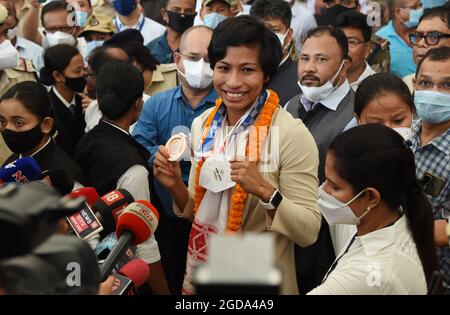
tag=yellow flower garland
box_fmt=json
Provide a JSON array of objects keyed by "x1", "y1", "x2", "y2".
[{"x1": 194, "y1": 90, "x2": 279, "y2": 232}]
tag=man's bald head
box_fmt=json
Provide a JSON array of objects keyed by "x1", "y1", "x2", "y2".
[{"x1": 179, "y1": 25, "x2": 213, "y2": 55}]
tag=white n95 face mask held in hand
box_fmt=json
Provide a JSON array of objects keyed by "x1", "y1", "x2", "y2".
[
  {"x1": 317, "y1": 185, "x2": 370, "y2": 225},
  {"x1": 178, "y1": 57, "x2": 213, "y2": 89},
  {"x1": 0, "y1": 39, "x2": 20, "y2": 70},
  {"x1": 199, "y1": 154, "x2": 235, "y2": 193},
  {"x1": 298, "y1": 61, "x2": 345, "y2": 103}
]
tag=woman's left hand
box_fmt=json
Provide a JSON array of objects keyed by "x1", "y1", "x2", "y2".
[{"x1": 230, "y1": 160, "x2": 275, "y2": 202}]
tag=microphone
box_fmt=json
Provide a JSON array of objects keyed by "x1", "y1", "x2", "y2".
[
  {"x1": 99, "y1": 200, "x2": 159, "y2": 281},
  {"x1": 110, "y1": 259, "x2": 150, "y2": 295},
  {"x1": 118, "y1": 259, "x2": 150, "y2": 288},
  {"x1": 67, "y1": 187, "x2": 100, "y2": 207},
  {"x1": 65, "y1": 187, "x2": 104, "y2": 239},
  {"x1": 38, "y1": 169, "x2": 75, "y2": 195},
  {"x1": 92, "y1": 188, "x2": 134, "y2": 238},
  {"x1": 0, "y1": 157, "x2": 41, "y2": 184}
]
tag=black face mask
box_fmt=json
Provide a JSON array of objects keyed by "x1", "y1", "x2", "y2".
[
  {"x1": 323, "y1": 5, "x2": 353, "y2": 25},
  {"x1": 166, "y1": 11, "x2": 196, "y2": 34},
  {"x1": 64, "y1": 76, "x2": 86, "y2": 93},
  {"x1": 2, "y1": 124, "x2": 44, "y2": 154}
]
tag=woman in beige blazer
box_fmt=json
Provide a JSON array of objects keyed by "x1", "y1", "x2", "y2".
[{"x1": 153, "y1": 16, "x2": 321, "y2": 295}]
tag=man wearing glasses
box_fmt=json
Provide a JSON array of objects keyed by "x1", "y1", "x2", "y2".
[
  {"x1": 376, "y1": 0, "x2": 422, "y2": 78},
  {"x1": 334, "y1": 10, "x2": 376, "y2": 91},
  {"x1": 404, "y1": 4, "x2": 450, "y2": 91}
]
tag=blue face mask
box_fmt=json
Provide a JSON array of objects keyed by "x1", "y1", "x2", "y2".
[
  {"x1": 421, "y1": 0, "x2": 447, "y2": 9},
  {"x1": 414, "y1": 90, "x2": 450, "y2": 124},
  {"x1": 75, "y1": 11, "x2": 89, "y2": 28},
  {"x1": 402, "y1": 8, "x2": 424, "y2": 29},
  {"x1": 113, "y1": 0, "x2": 137, "y2": 16},
  {"x1": 203, "y1": 12, "x2": 228, "y2": 29},
  {"x1": 86, "y1": 40, "x2": 105, "y2": 57}
]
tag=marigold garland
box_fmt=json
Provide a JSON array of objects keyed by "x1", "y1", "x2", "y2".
[{"x1": 193, "y1": 90, "x2": 279, "y2": 233}]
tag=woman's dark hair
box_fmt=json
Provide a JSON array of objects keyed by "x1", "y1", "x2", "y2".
[
  {"x1": 354, "y1": 73, "x2": 415, "y2": 118},
  {"x1": 208, "y1": 15, "x2": 282, "y2": 79},
  {"x1": 96, "y1": 60, "x2": 144, "y2": 120},
  {"x1": 328, "y1": 124, "x2": 439, "y2": 288},
  {"x1": 1, "y1": 81, "x2": 55, "y2": 121},
  {"x1": 124, "y1": 44, "x2": 159, "y2": 72},
  {"x1": 1, "y1": 81, "x2": 56, "y2": 135},
  {"x1": 40, "y1": 44, "x2": 80, "y2": 86}
]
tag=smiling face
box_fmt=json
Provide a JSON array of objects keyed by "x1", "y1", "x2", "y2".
[
  {"x1": 357, "y1": 92, "x2": 413, "y2": 128},
  {"x1": 213, "y1": 45, "x2": 268, "y2": 119}
]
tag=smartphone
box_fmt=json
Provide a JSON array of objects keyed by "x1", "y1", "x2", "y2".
[{"x1": 420, "y1": 172, "x2": 446, "y2": 198}]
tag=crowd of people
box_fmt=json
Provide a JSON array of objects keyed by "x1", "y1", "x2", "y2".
[{"x1": 0, "y1": 0, "x2": 449, "y2": 295}]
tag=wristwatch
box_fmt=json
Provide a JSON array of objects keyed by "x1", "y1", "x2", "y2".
[{"x1": 260, "y1": 189, "x2": 283, "y2": 210}]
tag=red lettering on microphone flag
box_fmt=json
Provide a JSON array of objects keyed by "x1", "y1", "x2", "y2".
[
  {"x1": 12, "y1": 171, "x2": 27, "y2": 182},
  {"x1": 69, "y1": 213, "x2": 88, "y2": 233}
]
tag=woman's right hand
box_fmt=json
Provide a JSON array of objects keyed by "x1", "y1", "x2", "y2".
[{"x1": 154, "y1": 145, "x2": 182, "y2": 190}]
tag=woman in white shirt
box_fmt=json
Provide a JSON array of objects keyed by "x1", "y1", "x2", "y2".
[{"x1": 309, "y1": 124, "x2": 440, "y2": 295}]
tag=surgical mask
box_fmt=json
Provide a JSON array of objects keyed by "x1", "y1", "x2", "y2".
[
  {"x1": 401, "y1": 8, "x2": 423, "y2": 29},
  {"x1": 2, "y1": 124, "x2": 44, "y2": 154},
  {"x1": 75, "y1": 11, "x2": 89, "y2": 28},
  {"x1": 178, "y1": 57, "x2": 213, "y2": 89},
  {"x1": 64, "y1": 76, "x2": 87, "y2": 93},
  {"x1": 392, "y1": 127, "x2": 412, "y2": 140},
  {"x1": 167, "y1": 11, "x2": 196, "y2": 33},
  {"x1": 45, "y1": 31, "x2": 77, "y2": 47},
  {"x1": 275, "y1": 30, "x2": 289, "y2": 52},
  {"x1": 414, "y1": 90, "x2": 450, "y2": 124},
  {"x1": 113, "y1": 0, "x2": 137, "y2": 16},
  {"x1": 318, "y1": 185, "x2": 370, "y2": 226},
  {"x1": 0, "y1": 39, "x2": 20, "y2": 70},
  {"x1": 203, "y1": 12, "x2": 227, "y2": 29},
  {"x1": 298, "y1": 61, "x2": 345, "y2": 103},
  {"x1": 86, "y1": 40, "x2": 105, "y2": 56},
  {"x1": 7, "y1": 26, "x2": 18, "y2": 40}
]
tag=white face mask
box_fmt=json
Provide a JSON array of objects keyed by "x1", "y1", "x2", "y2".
[
  {"x1": 178, "y1": 57, "x2": 213, "y2": 89},
  {"x1": 0, "y1": 39, "x2": 20, "y2": 70},
  {"x1": 7, "y1": 26, "x2": 18, "y2": 40},
  {"x1": 298, "y1": 61, "x2": 345, "y2": 103},
  {"x1": 44, "y1": 31, "x2": 77, "y2": 48},
  {"x1": 275, "y1": 30, "x2": 289, "y2": 52},
  {"x1": 199, "y1": 153, "x2": 235, "y2": 193},
  {"x1": 317, "y1": 185, "x2": 371, "y2": 225},
  {"x1": 392, "y1": 127, "x2": 412, "y2": 141}
]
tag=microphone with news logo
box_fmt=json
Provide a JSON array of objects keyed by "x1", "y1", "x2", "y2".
[
  {"x1": 65, "y1": 187, "x2": 104, "y2": 239},
  {"x1": 0, "y1": 157, "x2": 41, "y2": 184},
  {"x1": 92, "y1": 188, "x2": 135, "y2": 238},
  {"x1": 99, "y1": 200, "x2": 159, "y2": 281},
  {"x1": 38, "y1": 169, "x2": 75, "y2": 195}
]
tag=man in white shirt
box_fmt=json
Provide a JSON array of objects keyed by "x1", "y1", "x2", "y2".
[
  {"x1": 335, "y1": 10, "x2": 376, "y2": 91},
  {"x1": 0, "y1": 0, "x2": 44, "y2": 72},
  {"x1": 112, "y1": 0, "x2": 165, "y2": 45},
  {"x1": 289, "y1": 0, "x2": 317, "y2": 54}
]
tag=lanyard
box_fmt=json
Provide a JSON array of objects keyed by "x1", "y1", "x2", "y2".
[
  {"x1": 199, "y1": 90, "x2": 268, "y2": 156},
  {"x1": 114, "y1": 14, "x2": 146, "y2": 33}
]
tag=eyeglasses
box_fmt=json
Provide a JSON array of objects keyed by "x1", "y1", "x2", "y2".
[
  {"x1": 409, "y1": 31, "x2": 450, "y2": 46},
  {"x1": 415, "y1": 80, "x2": 450, "y2": 92},
  {"x1": 347, "y1": 39, "x2": 365, "y2": 47}
]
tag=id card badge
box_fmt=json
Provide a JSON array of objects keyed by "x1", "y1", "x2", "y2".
[{"x1": 199, "y1": 153, "x2": 235, "y2": 193}]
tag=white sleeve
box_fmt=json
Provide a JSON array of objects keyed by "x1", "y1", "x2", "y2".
[
  {"x1": 117, "y1": 164, "x2": 161, "y2": 263},
  {"x1": 84, "y1": 100, "x2": 102, "y2": 133},
  {"x1": 116, "y1": 164, "x2": 150, "y2": 201}
]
